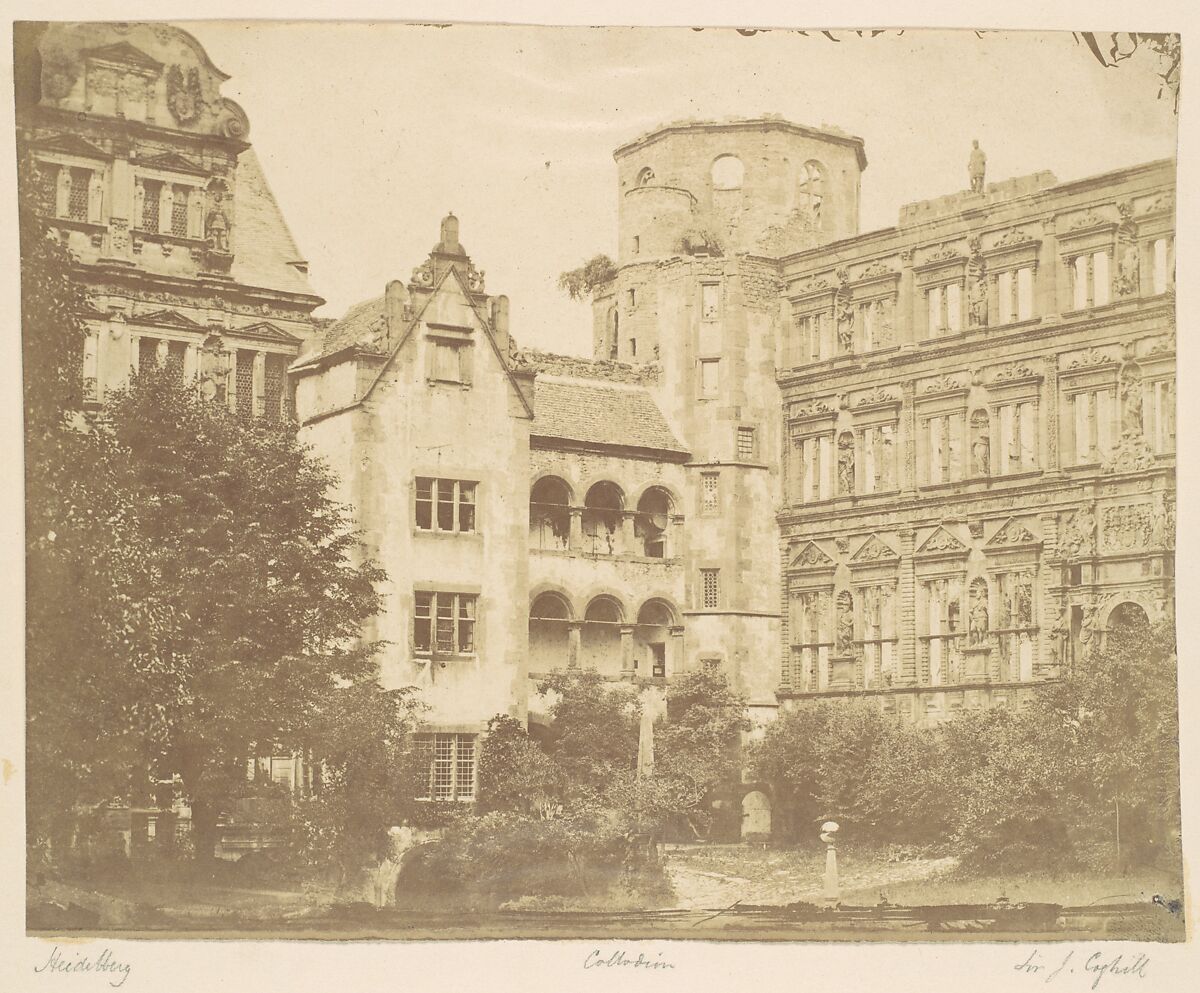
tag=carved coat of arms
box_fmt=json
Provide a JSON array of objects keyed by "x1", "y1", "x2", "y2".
[{"x1": 166, "y1": 65, "x2": 203, "y2": 125}]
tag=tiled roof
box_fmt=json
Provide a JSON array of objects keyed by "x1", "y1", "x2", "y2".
[
  {"x1": 532, "y1": 376, "x2": 688, "y2": 455},
  {"x1": 310, "y1": 295, "x2": 388, "y2": 359},
  {"x1": 231, "y1": 148, "x2": 322, "y2": 300}
]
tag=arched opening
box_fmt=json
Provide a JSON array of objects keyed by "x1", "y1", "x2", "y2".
[
  {"x1": 581, "y1": 595, "x2": 625, "y2": 675},
  {"x1": 741, "y1": 790, "x2": 772, "y2": 840},
  {"x1": 636, "y1": 166, "x2": 655, "y2": 187},
  {"x1": 798, "y1": 161, "x2": 824, "y2": 222},
  {"x1": 530, "y1": 476, "x2": 572, "y2": 551},
  {"x1": 635, "y1": 487, "x2": 673, "y2": 558},
  {"x1": 583, "y1": 481, "x2": 624, "y2": 555},
  {"x1": 1108, "y1": 601, "x2": 1150, "y2": 634},
  {"x1": 529, "y1": 591, "x2": 573, "y2": 673},
  {"x1": 635, "y1": 599, "x2": 677, "y2": 678},
  {"x1": 711, "y1": 155, "x2": 744, "y2": 191}
]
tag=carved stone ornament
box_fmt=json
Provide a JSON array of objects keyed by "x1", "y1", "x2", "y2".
[
  {"x1": 923, "y1": 374, "x2": 964, "y2": 395},
  {"x1": 835, "y1": 268, "x2": 854, "y2": 353},
  {"x1": 968, "y1": 237, "x2": 988, "y2": 328},
  {"x1": 855, "y1": 387, "x2": 898, "y2": 408},
  {"x1": 1141, "y1": 192, "x2": 1175, "y2": 216},
  {"x1": 791, "y1": 542, "x2": 833, "y2": 569},
  {"x1": 919, "y1": 527, "x2": 967, "y2": 554},
  {"x1": 1069, "y1": 209, "x2": 1107, "y2": 231},
  {"x1": 990, "y1": 361, "x2": 1038, "y2": 384},
  {"x1": 411, "y1": 259, "x2": 435, "y2": 287},
  {"x1": 1067, "y1": 347, "x2": 1115, "y2": 370},
  {"x1": 993, "y1": 227, "x2": 1031, "y2": 248},
  {"x1": 835, "y1": 590, "x2": 855, "y2": 655},
  {"x1": 852, "y1": 534, "x2": 897, "y2": 562},
  {"x1": 1057, "y1": 507, "x2": 1097, "y2": 559},
  {"x1": 987, "y1": 518, "x2": 1039, "y2": 546},
  {"x1": 835, "y1": 537, "x2": 850, "y2": 556},
  {"x1": 166, "y1": 64, "x2": 203, "y2": 125},
  {"x1": 925, "y1": 243, "x2": 962, "y2": 264},
  {"x1": 859, "y1": 261, "x2": 895, "y2": 280},
  {"x1": 792, "y1": 399, "x2": 834, "y2": 418},
  {"x1": 797, "y1": 275, "x2": 832, "y2": 295},
  {"x1": 1115, "y1": 200, "x2": 1140, "y2": 297},
  {"x1": 1102, "y1": 504, "x2": 1152, "y2": 551}
]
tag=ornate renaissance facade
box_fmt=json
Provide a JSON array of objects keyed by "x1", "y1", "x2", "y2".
[
  {"x1": 777, "y1": 160, "x2": 1175, "y2": 724},
  {"x1": 15, "y1": 21, "x2": 324, "y2": 420}
]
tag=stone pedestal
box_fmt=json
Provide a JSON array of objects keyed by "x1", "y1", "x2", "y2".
[
  {"x1": 963, "y1": 646, "x2": 991, "y2": 681},
  {"x1": 829, "y1": 655, "x2": 856, "y2": 690}
]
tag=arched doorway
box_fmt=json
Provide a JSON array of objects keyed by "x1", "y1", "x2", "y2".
[
  {"x1": 741, "y1": 790, "x2": 772, "y2": 840},
  {"x1": 634, "y1": 487, "x2": 673, "y2": 558},
  {"x1": 581, "y1": 595, "x2": 625, "y2": 675},
  {"x1": 1108, "y1": 600, "x2": 1150, "y2": 635},
  {"x1": 582, "y1": 482, "x2": 624, "y2": 556},
  {"x1": 529, "y1": 591, "x2": 573, "y2": 673},
  {"x1": 530, "y1": 476, "x2": 572, "y2": 551},
  {"x1": 635, "y1": 599, "x2": 677, "y2": 678}
]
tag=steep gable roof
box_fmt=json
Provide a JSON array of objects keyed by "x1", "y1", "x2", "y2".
[{"x1": 531, "y1": 377, "x2": 688, "y2": 456}]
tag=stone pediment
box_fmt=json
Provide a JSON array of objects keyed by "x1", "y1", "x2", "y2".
[
  {"x1": 851, "y1": 533, "x2": 898, "y2": 564},
  {"x1": 135, "y1": 308, "x2": 204, "y2": 330},
  {"x1": 29, "y1": 133, "x2": 108, "y2": 160},
  {"x1": 231, "y1": 321, "x2": 303, "y2": 345},
  {"x1": 83, "y1": 41, "x2": 164, "y2": 74},
  {"x1": 986, "y1": 517, "x2": 1040, "y2": 548},
  {"x1": 790, "y1": 541, "x2": 835, "y2": 570},
  {"x1": 136, "y1": 151, "x2": 206, "y2": 175},
  {"x1": 917, "y1": 526, "x2": 968, "y2": 556}
]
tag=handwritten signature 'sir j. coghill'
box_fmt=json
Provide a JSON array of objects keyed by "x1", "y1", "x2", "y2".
[{"x1": 1015, "y1": 949, "x2": 1149, "y2": 989}]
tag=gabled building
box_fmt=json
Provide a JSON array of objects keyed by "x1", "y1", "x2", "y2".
[{"x1": 14, "y1": 21, "x2": 324, "y2": 417}]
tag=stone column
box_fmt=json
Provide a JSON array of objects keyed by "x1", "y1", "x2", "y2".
[
  {"x1": 620, "y1": 625, "x2": 636, "y2": 680},
  {"x1": 568, "y1": 508, "x2": 583, "y2": 552},
  {"x1": 1040, "y1": 217, "x2": 1062, "y2": 320},
  {"x1": 567, "y1": 621, "x2": 582, "y2": 669},
  {"x1": 901, "y1": 380, "x2": 917, "y2": 496},
  {"x1": 253, "y1": 350, "x2": 266, "y2": 418},
  {"x1": 1038, "y1": 511, "x2": 1061, "y2": 679},
  {"x1": 620, "y1": 512, "x2": 636, "y2": 557},
  {"x1": 1044, "y1": 354, "x2": 1061, "y2": 476},
  {"x1": 183, "y1": 343, "x2": 199, "y2": 384},
  {"x1": 898, "y1": 250, "x2": 915, "y2": 349},
  {"x1": 669, "y1": 625, "x2": 686, "y2": 675},
  {"x1": 129, "y1": 332, "x2": 140, "y2": 375},
  {"x1": 897, "y1": 527, "x2": 917, "y2": 684}
]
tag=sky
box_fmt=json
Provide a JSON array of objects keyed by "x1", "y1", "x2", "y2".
[{"x1": 184, "y1": 23, "x2": 1178, "y2": 355}]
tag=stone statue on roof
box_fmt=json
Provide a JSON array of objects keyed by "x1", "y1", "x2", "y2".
[{"x1": 969, "y1": 140, "x2": 987, "y2": 193}]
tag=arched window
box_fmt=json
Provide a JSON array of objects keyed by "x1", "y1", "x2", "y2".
[
  {"x1": 529, "y1": 591, "x2": 574, "y2": 672},
  {"x1": 711, "y1": 155, "x2": 744, "y2": 191},
  {"x1": 636, "y1": 166, "x2": 655, "y2": 187},
  {"x1": 1108, "y1": 601, "x2": 1149, "y2": 634},
  {"x1": 798, "y1": 161, "x2": 824, "y2": 221},
  {"x1": 635, "y1": 599, "x2": 677, "y2": 677},
  {"x1": 635, "y1": 487, "x2": 672, "y2": 558},
  {"x1": 530, "y1": 476, "x2": 572, "y2": 550},
  {"x1": 582, "y1": 482, "x2": 625, "y2": 555}
]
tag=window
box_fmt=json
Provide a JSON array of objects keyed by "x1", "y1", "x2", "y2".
[
  {"x1": 701, "y1": 568, "x2": 721, "y2": 609},
  {"x1": 415, "y1": 478, "x2": 477, "y2": 533},
  {"x1": 859, "y1": 423, "x2": 896, "y2": 493},
  {"x1": 995, "y1": 570, "x2": 1035, "y2": 682},
  {"x1": 649, "y1": 643, "x2": 666, "y2": 677},
  {"x1": 170, "y1": 184, "x2": 190, "y2": 238},
  {"x1": 798, "y1": 161, "x2": 824, "y2": 220},
  {"x1": 67, "y1": 167, "x2": 91, "y2": 222},
  {"x1": 927, "y1": 282, "x2": 962, "y2": 336},
  {"x1": 700, "y1": 472, "x2": 720, "y2": 515},
  {"x1": 925, "y1": 413, "x2": 964, "y2": 485},
  {"x1": 416, "y1": 733, "x2": 477, "y2": 801},
  {"x1": 431, "y1": 340, "x2": 470, "y2": 384},
  {"x1": 860, "y1": 584, "x2": 897, "y2": 689},
  {"x1": 793, "y1": 433, "x2": 834, "y2": 502},
  {"x1": 414, "y1": 591, "x2": 477, "y2": 655},
  {"x1": 699, "y1": 358, "x2": 719, "y2": 398},
  {"x1": 701, "y1": 283, "x2": 720, "y2": 321},
  {"x1": 139, "y1": 178, "x2": 162, "y2": 232},
  {"x1": 794, "y1": 312, "x2": 826, "y2": 364},
  {"x1": 923, "y1": 577, "x2": 963, "y2": 686},
  {"x1": 1146, "y1": 379, "x2": 1176, "y2": 454},
  {"x1": 636, "y1": 166, "x2": 655, "y2": 187},
  {"x1": 1071, "y1": 252, "x2": 1111, "y2": 309},
  {"x1": 997, "y1": 267, "x2": 1035, "y2": 324},
  {"x1": 235, "y1": 349, "x2": 256, "y2": 418},
  {"x1": 628, "y1": 288, "x2": 637, "y2": 309},
  {"x1": 996, "y1": 401, "x2": 1038, "y2": 474},
  {"x1": 633, "y1": 235, "x2": 640, "y2": 254},
  {"x1": 1071, "y1": 388, "x2": 1115, "y2": 464},
  {"x1": 629, "y1": 338, "x2": 637, "y2": 358},
  {"x1": 737, "y1": 426, "x2": 756, "y2": 460},
  {"x1": 790, "y1": 589, "x2": 831, "y2": 691},
  {"x1": 263, "y1": 353, "x2": 287, "y2": 421},
  {"x1": 711, "y1": 155, "x2": 744, "y2": 191}
]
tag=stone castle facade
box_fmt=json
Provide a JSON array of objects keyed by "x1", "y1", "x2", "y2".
[{"x1": 19, "y1": 23, "x2": 1176, "y2": 823}]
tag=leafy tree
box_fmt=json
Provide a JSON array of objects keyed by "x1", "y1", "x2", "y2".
[
  {"x1": 536, "y1": 669, "x2": 640, "y2": 799},
  {"x1": 21, "y1": 180, "x2": 179, "y2": 848},
  {"x1": 96, "y1": 368, "x2": 387, "y2": 859},
  {"x1": 556, "y1": 254, "x2": 617, "y2": 301},
  {"x1": 475, "y1": 714, "x2": 566, "y2": 818}
]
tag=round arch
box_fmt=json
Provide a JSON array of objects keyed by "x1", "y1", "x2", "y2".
[
  {"x1": 1104, "y1": 599, "x2": 1151, "y2": 633},
  {"x1": 636, "y1": 597, "x2": 680, "y2": 627},
  {"x1": 529, "y1": 588, "x2": 576, "y2": 621},
  {"x1": 711, "y1": 154, "x2": 745, "y2": 191}
]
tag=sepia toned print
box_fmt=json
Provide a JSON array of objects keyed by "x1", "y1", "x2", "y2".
[{"x1": 16, "y1": 20, "x2": 1182, "y2": 940}]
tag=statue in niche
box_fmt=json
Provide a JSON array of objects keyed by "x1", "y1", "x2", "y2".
[
  {"x1": 206, "y1": 205, "x2": 230, "y2": 254},
  {"x1": 835, "y1": 269, "x2": 854, "y2": 353},
  {"x1": 1115, "y1": 201, "x2": 1140, "y2": 296},
  {"x1": 1059, "y1": 507, "x2": 1096, "y2": 559},
  {"x1": 837, "y1": 431, "x2": 855, "y2": 495},
  {"x1": 968, "y1": 140, "x2": 987, "y2": 193},
  {"x1": 970, "y1": 409, "x2": 991, "y2": 476},
  {"x1": 1119, "y1": 362, "x2": 1143, "y2": 435},
  {"x1": 968, "y1": 238, "x2": 988, "y2": 327},
  {"x1": 835, "y1": 590, "x2": 854, "y2": 655},
  {"x1": 969, "y1": 580, "x2": 989, "y2": 646}
]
